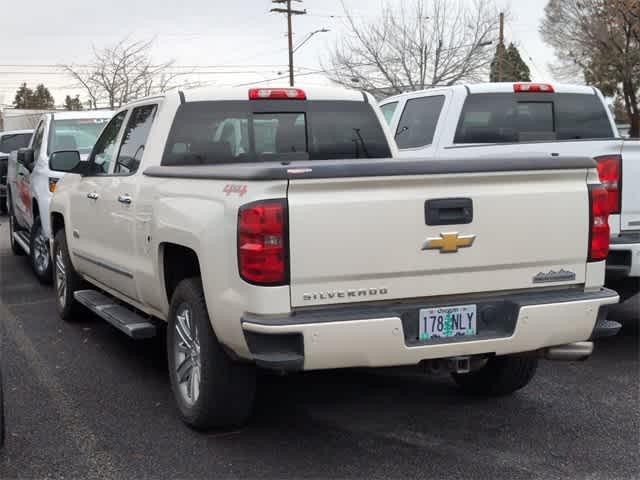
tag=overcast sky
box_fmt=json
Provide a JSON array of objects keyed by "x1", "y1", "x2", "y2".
[{"x1": 0, "y1": 0, "x2": 557, "y2": 107}]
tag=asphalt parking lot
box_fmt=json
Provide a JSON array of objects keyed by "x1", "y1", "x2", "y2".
[{"x1": 0, "y1": 215, "x2": 638, "y2": 480}]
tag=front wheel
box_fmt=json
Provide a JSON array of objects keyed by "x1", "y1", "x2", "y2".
[
  {"x1": 30, "y1": 216, "x2": 52, "y2": 284},
  {"x1": 52, "y1": 229, "x2": 84, "y2": 321},
  {"x1": 452, "y1": 354, "x2": 538, "y2": 396},
  {"x1": 167, "y1": 278, "x2": 256, "y2": 430}
]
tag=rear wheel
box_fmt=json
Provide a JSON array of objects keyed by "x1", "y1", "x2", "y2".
[
  {"x1": 30, "y1": 216, "x2": 52, "y2": 284},
  {"x1": 167, "y1": 278, "x2": 256, "y2": 430},
  {"x1": 452, "y1": 353, "x2": 538, "y2": 396},
  {"x1": 52, "y1": 229, "x2": 84, "y2": 321}
]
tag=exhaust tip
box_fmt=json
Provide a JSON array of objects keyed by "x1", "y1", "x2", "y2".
[{"x1": 544, "y1": 341, "x2": 593, "y2": 361}]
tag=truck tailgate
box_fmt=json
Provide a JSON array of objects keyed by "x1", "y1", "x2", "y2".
[
  {"x1": 287, "y1": 169, "x2": 589, "y2": 307},
  {"x1": 621, "y1": 140, "x2": 640, "y2": 231}
]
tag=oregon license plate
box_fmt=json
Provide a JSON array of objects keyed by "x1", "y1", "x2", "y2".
[{"x1": 418, "y1": 305, "x2": 477, "y2": 340}]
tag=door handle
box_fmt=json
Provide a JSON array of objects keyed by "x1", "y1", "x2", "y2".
[
  {"x1": 87, "y1": 192, "x2": 99, "y2": 200},
  {"x1": 118, "y1": 194, "x2": 132, "y2": 205}
]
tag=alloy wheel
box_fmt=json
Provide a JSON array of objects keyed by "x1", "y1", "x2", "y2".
[
  {"x1": 33, "y1": 227, "x2": 49, "y2": 274},
  {"x1": 173, "y1": 304, "x2": 202, "y2": 406},
  {"x1": 55, "y1": 249, "x2": 67, "y2": 307}
]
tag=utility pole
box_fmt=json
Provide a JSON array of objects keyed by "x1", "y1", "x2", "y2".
[
  {"x1": 498, "y1": 12, "x2": 504, "y2": 82},
  {"x1": 271, "y1": 0, "x2": 306, "y2": 87}
]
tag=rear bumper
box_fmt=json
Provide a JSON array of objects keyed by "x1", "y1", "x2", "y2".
[
  {"x1": 241, "y1": 288, "x2": 619, "y2": 371},
  {"x1": 607, "y1": 233, "x2": 640, "y2": 278}
]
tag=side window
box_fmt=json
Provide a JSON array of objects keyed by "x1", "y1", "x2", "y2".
[
  {"x1": 395, "y1": 96, "x2": 445, "y2": 149},
  {"x1": 380, "y1": 102, "x2": 398, "y2": 125},
  {"x1": 115, "y1": 104, "x2": 158, "y2": 174},
  {"x1": 31, "y1": 121, "x2": 45, "y2": 160},
  {"x1": 88, "y1": 111, "x2": 127, "y2": 175}
]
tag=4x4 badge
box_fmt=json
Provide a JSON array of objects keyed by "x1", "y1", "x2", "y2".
[{"x1": 422, "y1": 233, "x2": 476, "y2": 253}]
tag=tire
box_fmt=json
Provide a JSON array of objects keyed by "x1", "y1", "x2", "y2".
[
  {"x1": 8, "y1": 209, "x2": 25, "y2": 256},
  {"x1": 30, "y1": 216, "x2": 52, "y2": 284},
  {"x1": 167, "y1": 278, "x2": 256, "y2": 430},
  {"x1": 52, "y1": 229, "x2": 84, "y2": 321},
  {"x1": 0, "y1": 197, "x2": 7, "y2": 215},
  {"x1": 452, "y1": 354, "x2": 538, "y2": 396}
]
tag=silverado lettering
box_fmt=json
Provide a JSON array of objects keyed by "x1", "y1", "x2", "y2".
[{"x1": 303, "y1": 287, "x2": 389, "y2": 302}]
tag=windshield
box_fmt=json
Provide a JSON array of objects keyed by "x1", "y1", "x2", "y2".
[
  {"x1": 48, "y1": 118, "x2": 110, "y2": 155},
  {"x1": 162, "y1": 100, "x2": 391, "y2": 166},
  {"x1": 0, "y1": 133, "x2": 32, "y2": 154}
]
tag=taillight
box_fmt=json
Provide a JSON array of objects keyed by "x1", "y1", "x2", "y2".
[
  {"x1": 238, "y1": 199, "x2": 289, "y2": 285},
  {"x1": 589, "y1": 186, "x2": 610, "y2": 262},
  {"x1": 595, "y1": 155, "x2": 621, "y2": 214},
  {"x1": 248, "y1": 88, "x2": 306, "y2": 100},
  {"x1": 513, "y1": 83, "x2": 554, "y2": 93}
]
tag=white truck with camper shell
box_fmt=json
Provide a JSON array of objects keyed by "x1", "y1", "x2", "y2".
[
  {"x1": 47, "y1": 85, "x2": 619, "y2": 430},
  {"x1": 6, "y1": 110, "x2": 112, "y2": 282},
  {"x1": 380, "y1": 82, "x2": 640, "y2": 301}
]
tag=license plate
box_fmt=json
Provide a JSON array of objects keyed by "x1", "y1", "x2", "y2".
[{"x1": 418, "y1": 304, "x2": 477, "y2": 340}]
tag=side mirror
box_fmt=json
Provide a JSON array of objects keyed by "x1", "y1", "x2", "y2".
[
  {"x1": 49, "y1": 150, "x2": 84, "y2": 174},
  {"x1": 17, "y1": 148, "x2": 35, "y2": 171}
]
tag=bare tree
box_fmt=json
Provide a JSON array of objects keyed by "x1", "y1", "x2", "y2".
[
  {"x1": 62, "y1": 38, "x2": 187, "y2": 109},
  {"x1": 540, "y1": 0, "x2": 640, "y2": 136},
  {"x1": 323, "y1": 0, "x2": 501, "y2": 96}
]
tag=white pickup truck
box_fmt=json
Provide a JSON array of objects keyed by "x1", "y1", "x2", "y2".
[
  {"x1": 380, "y1": 83, "x2": 640, "y2": 300},
  {"x1": 6, "y1": 111, "x2": 112, "y2": 283},
  {"x1": 48, "y1": 86, "x2": 618, "y2": 430}
]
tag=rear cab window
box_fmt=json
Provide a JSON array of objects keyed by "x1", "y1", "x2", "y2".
[
  {"x1": 162, "y1": 100, "x2": 391, "y2": 166},
  {"x1": 453, "y1": 92, "x2": 614, "y2": 144}
]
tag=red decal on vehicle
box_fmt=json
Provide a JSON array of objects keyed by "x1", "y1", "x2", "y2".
[
  {"x1": 223, "y1": 184, "x2": 248, "y2": 197},
  {"x1": 18, "y1": 178, "x2": 31, "y2": 211}
]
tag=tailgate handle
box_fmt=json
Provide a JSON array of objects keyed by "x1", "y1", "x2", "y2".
[{"x1": 425, "y1": 198, "x2": 473, "y2": 225}]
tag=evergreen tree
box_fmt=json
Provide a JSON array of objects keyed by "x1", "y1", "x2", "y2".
[
  {"x1": 12, "y1": 83, "x2": 55, "y2": 109},
  {"x1": 13, "y1": 83, "x2": 34, "y2": 108},
  {"x1": 32, "y1": 84, "x2": 55, "y2": 109},
  {"x1": 64, "y1": 95, "x2": 84, "y2": 111},
  {"x1": 490, "y1": 42, "x2": 531, "y2": 82}
]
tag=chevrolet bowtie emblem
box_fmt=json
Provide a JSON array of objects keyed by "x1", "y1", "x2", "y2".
[{"x1": 422, "y1": 233, "x2": 476, "y2": 253}]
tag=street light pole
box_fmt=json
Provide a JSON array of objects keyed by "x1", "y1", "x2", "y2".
[{"x1": 293, "y1": 28, "x2": 330, "y2": 54}]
